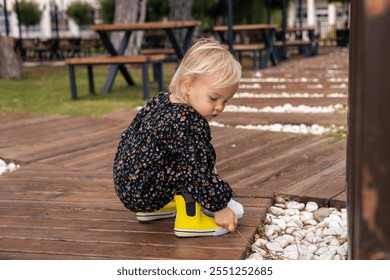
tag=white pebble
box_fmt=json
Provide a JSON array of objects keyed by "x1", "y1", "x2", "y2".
[
  {"x1": 275, "y1": 234, "x2": 295, "y2": 248},
  {"x1": 286, "y1": 201, "x2": 300, "y2": 209},
  {"x1": 337, "y1": 242, "x2": 348, "y2": 257},
  {"x1": 264, "y1": 224, "x2": 281, "y2": 237},
  {"x1": 283, "y1": 245, "x2": 299, "y2": 260},
  {"x1": 300, "y1": 211, "x2": 314, "y2": 222},
  {"x1": 305, "y1": 201, "x2": 319, "y2": 211},
  {"x1": 324, "y1": 227, "x2": 343, "y2": 236},
  {"x1": 266, "y1": 241, "x2": 284, "y2": 252},
  {"x1": 269, "y1": 206, "x2": 285, "y2": 216},
  {"x1": 318, "y1": 249, "x2": 336, "y2": 260},
  {"x1": 272, "y1": 218, "x2": 287, "y2": 230},
  {"x1": 247, "y1": 252, "x2": 264, "y2": 260},
  {"x1": 285, "y1": 208, "x2": 300, "y2": 216}
]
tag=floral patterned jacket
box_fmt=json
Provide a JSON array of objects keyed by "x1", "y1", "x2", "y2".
[{"x1": 113, "y1": 91, "x2": 232, "y2": 213}]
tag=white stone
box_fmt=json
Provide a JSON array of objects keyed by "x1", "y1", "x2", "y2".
[
  {"x1": 337, "y1": 242, "x2": 348, "y2": 257},
  {"x1": 307, "y1": 244, "x2": 318, "y2": 254},
  {"x1": 264, "y1": 225, "x2": 281, "y2": 237},
  {"x1": 327, "y1": 214, "x2": 342, "y2": 222},
  {"x1": 340, "y1": 219, "x2": 347, "y2": 228},
  {"x1": 0, "y1": 165, "x2": 7, "y2": 175},
  {"x1": 274, "y1": 203, "x2": 286, "y2": 209},
  {"x1": 316, "y1": 221, "x2": 328, "y2": 229},
  {"x1": 300, "y1": 211, "x2": 314, "y2": 222},
  {"x1": 329, "y1": 238, "x2": 340, "y2": 247},
  {"x1": 286, "y1": 201, "x2": 300, "y2": 209},
  {"x1": 266, "y1": 241, "x2": 284, "y2": 252},
  {"x1": 285, "y1": 208, "x2": 300, "y2": 216},
  {"x1": 296, "y1": 203, "x2": 306, "y2": 211},
  {"x1": 299, "y1": 252, "x2": 314, "y2": 260},
  {"x1": 275, "y1": 235, "x2": 295, "y2": 248},
  {"x1": 283, "y1": 245, "x2": 299, "y2": 260},
  {"x1": 254, "y1": 238, "x2": 268, "y2": 246},
  {"x1": 329, "y1": 220, "x2": 341, "y2": 229},
  {"x1": 272, "y1": 218, "x2": 287, "y2": 230},
  {"x1": 269, "y1": 206, "x2": 285, "y2": 216},
  {"x1": 292, "y1": 230, "x2": 306, "y2": 241},
  {"x1": 246, "y1": 252, "x2": 264, "y2": 260},
  {"x1": 291, "y1": 219, "x2": 303, "y2": 228},
  {"x1": 324, "y1": 227, "x2": 343, "y2": 236},
  {"x1": 304, "y1": 219, "x2": 318, "y2": 226},
  {"x1": 281, "y1": 214, "x2": 293, "y2": 223},
  {"x1": 305, "y1": 201, "x2": 319, "y2": 211},
  {"x1": 315, "y1": 246, "x2": 329, "y2": 256},
  {"x1": 318, "y1": 249, "x2": 336, "y2": 260},
  {"x1": 304, "y1": 232, "x2": 316, "y2": 243}
]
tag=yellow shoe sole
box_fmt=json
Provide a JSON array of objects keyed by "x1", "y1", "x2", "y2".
[{"x1": 136, "y1": 201, "x2": 176, "y2": 222}]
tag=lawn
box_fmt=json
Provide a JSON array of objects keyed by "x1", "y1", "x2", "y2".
[{"x1": 0, "y1": 63, "x2": 176, "y2": 117}]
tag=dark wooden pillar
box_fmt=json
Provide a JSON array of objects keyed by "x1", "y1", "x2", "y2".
[{"x1": 347, "y1": 0, "x2": 390, "y2": 259}]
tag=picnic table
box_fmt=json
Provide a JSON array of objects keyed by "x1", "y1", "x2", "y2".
[
  {"x1": 90, "y1": 21, "x2": 201, "y2": 93},
  {"x1": 213, "y1": 24, "x2": 279, "y2": 69},
  {"x1": 275, "y1": 26, "x2": 318, "y2": 59}
]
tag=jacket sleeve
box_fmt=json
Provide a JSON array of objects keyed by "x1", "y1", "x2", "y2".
[{"x1": 158, "y1": 110, "x2": 232, "y2": 212}]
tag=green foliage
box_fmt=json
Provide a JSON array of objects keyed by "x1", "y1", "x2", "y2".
[
  {"x1": 13, "y1": 0, "x2": 42, "y2": 27},
  {"x1": 66, "y1": 0, "x2": 95, "y2": 26},
  {"x1": 99, "y1": 0, "x2": 115, "y2": 24},
  {"x1": 192, "y1": 0, "x2": 222, "y2": 31},
  {"x1": 146, "y1": 0, "x2": 169, "y2": 22}
]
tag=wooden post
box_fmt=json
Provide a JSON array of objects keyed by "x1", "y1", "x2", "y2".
[{"x1": 347, "y1": 0, "x2": 390, "y2": 259}]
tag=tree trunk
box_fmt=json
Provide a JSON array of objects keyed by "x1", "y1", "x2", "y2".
[
  {"x1": 0, "y1": 36, "x2": 23, "y2": 79},
  {"x1": 112, "y1": 0, "x2": 147, "y2": 56},
  {"x1": 168, "y1": 0, "x2": 195, "y2": 41}
]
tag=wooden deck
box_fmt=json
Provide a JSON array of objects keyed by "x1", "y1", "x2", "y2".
[{"x1": 0, "y1": 47, "x2": 348, "y2": 260}]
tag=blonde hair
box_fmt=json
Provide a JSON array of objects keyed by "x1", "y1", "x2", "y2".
[{"x1": 169, "y1": 37, "x2": 242, "y2": 101}]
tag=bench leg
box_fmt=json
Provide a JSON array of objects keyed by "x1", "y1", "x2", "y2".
[
  {"x1": 141, "y1": 63, "x2": 150, "y2": 100},
  {"x1": 252, "y1": 51, "x2": 257, "y2": 71},
  {"x1": 87, "y1": 65, "x2": 95, "y2": 95},
  {"x1": 68, "y1": 65, "x2": 78, "y2": 99}
]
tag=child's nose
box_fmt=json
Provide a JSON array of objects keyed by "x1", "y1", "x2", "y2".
[{"x1": 215, "y1": 103, "x2": 224, "y2": 112}]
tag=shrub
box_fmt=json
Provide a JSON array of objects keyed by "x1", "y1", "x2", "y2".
[
  {"x1": 66, "y1": 0, "x2": 95, "y2": 26},
  {"x1": 13, "y1": 0, "x2": 42, "y2": 28}
]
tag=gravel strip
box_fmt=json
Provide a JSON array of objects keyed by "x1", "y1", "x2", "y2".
[{"x1": 246, "y1": 196, "x2": 348, "y2": 260}]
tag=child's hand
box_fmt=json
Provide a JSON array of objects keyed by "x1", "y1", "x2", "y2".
[{"x1": 214, "y1": 207, "x2": 238, "y2": 232}]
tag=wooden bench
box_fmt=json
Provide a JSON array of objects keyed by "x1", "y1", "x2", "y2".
[
  {"x1": 64, "y1": 55, "x2": 165, "y2": 100},
  {"x1": 274, "y1": 40, "x2": 317, "y2": 58},
  {"x1": 231, "y1": 43, "x2": 266, "y2": 70},
  {"x1": 140, "y1": 48, "x2": 177, "y2": 61},
  {"x1": 275, "y1": 26, "x2": 318, "y2": 60}
]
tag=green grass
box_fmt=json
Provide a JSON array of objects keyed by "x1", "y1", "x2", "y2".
[{"x1": 0, "y1": 64, "x2": 175, "y2": 116}]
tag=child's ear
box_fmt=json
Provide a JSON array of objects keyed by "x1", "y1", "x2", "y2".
[{"x1": 181, "y1": 77, "x2": 192, "y2": 96}]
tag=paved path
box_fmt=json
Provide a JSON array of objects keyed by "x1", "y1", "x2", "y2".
[{"x1": 0, "y1": 47, "x2": 348, "y2": 259}]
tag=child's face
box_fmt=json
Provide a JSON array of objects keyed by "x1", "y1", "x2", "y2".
[{"x1": 184, "y1": 74, "x2": 238, "y2": 121}]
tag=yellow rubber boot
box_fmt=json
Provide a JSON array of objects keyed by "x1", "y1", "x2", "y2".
[
  {"x1": 136, "y1": 201, "x2": 176, "y2": 222},
  {"x1": 173, "y1": 195, "x2": 229, "y2": 237}
]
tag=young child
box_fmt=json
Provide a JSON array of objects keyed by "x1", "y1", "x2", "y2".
[{"x1": 113, "y1": 38, "x2": 243, "y2": 237}]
